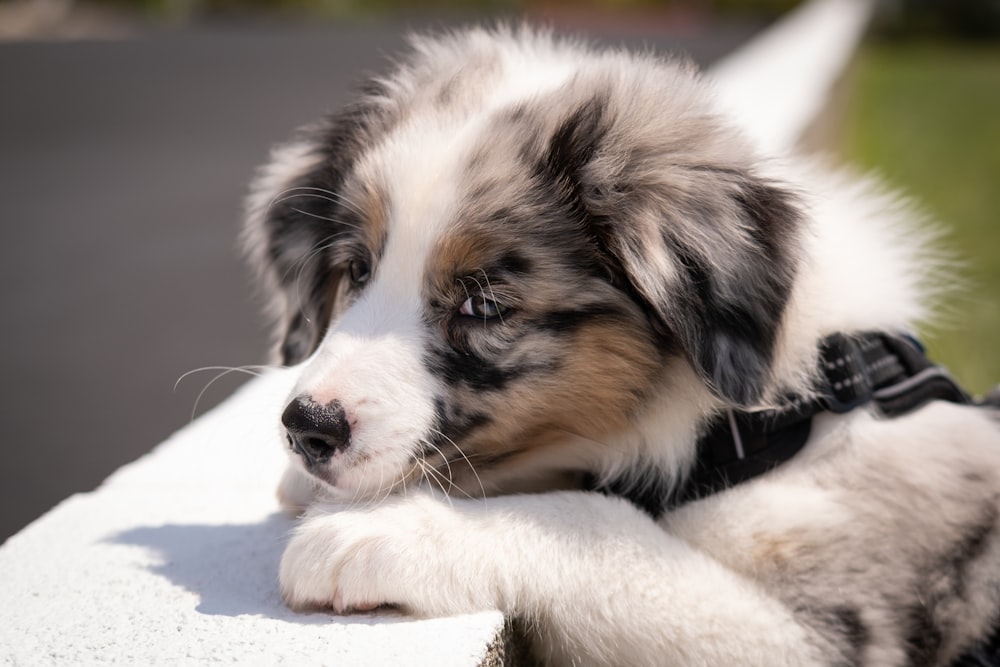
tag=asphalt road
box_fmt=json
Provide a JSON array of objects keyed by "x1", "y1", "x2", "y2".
[{"x1": 0, "y1": 13, "x2": 761, "y2": 542}]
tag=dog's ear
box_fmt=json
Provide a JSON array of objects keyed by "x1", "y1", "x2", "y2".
[
  {"x1": 545, "y1": 99, "x2": 801, "y2": 406},
  {"x1": 607, "y1": 170, "x2": 800, "y2": 407},
  {"x1": 243, "y1": 102, "x2": 383, "y2": 365},
  {"x1": 643, "y1": 172, "x2": 801, "y2": 407}
]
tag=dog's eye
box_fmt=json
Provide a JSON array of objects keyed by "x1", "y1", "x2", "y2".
[
  {"x1": 348, "y1": 257, "x2": 371, "y2": 286},
  {"x1": 459, "y1": 295, "x2": 509, "y2": 320}
]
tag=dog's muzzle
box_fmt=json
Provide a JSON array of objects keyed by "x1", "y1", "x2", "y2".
[{"x1": 281, "y1": 397, "x2": 351, "y2": 467}]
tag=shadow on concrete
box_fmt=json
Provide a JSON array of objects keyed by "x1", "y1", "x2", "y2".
[
  {"x1": 109, "y1": 512, "x2": 407, "y2": 624},
  {"x1": 111, "y1": 514, "x2": 301, "y2": 619}
]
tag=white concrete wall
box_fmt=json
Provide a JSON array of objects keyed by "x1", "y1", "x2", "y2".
[
  {"x1": 709, "y1": 0, "x2": 871, "y2": 156},
  {"x1": 0, "y1": 1, "x2": 872, "y2": 663}
]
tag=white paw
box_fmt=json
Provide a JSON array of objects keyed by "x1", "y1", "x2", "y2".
[{"x1": 279, "y1": 495, "x2": 495, "y2": 616}]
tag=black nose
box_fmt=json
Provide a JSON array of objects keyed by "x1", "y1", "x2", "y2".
[{"x1": 281, "y1": 397, "x2": 351, "y2": 467}]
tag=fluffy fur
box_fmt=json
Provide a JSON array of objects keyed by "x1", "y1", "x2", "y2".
[{"x1": 243, "y1": 27, "x2": 1000, "y2": 665}]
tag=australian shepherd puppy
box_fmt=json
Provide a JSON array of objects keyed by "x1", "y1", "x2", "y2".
[{"x1": 243, "y1": 27, "x2": 1000, "y2": 666}]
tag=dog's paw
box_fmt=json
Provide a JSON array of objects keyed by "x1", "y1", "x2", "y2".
[{"x1": 279, "y1": 495, "x2": 496, "y2": 616}]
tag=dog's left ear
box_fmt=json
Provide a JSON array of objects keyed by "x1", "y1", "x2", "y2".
[
  {"x1": 612, "y1": 170, "x2": 800, "y2": 407},
  {"x1": 610, "y1": 169, "x2": 800, "y2": 407},
  {"x1": 547, "y1": 101, "x2": 802, "y2": 406}
]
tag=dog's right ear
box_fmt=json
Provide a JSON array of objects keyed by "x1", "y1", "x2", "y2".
[{"x1": 242, "y1": 102, "x2": 384, "y2": 365}]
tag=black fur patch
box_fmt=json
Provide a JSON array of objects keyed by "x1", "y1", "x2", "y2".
[
  {"x1": 903, "y1": 603, "x2": 943, "y2": 666},
  {"x1": 831, "y1": 606, "x2": 869, "y2": 667},
  {"x1": 527, "y1": 97, "x2": 671, "y2": 341},
  {"x1": 497, "y1": 250, "x2": 532, "y2": 277},
  {"x1": 424, "y1": 396, "x2": 493, "y2": 466},
  {"x1": 664, "y1": 225, "x2": 785, "y2": 407},
  {"x1": 661, "y1": 169, "x2": 800, "y2": 406},
  {"x1": 794, "y1": 604, "x2": 870, "y2": 667},
  {"x1": 263, "y1": 88, "x2": 396, "y2": 365},
  {"x1": 585, "y1": 463, "x2": 676, "y2": 518},
  {"x1": 281, "y1": 312, "x2": 316, "y2": 365},
  {"x1": 532, "y1": 304, "x2": 631, "y2": 334},
  {"x1": 424, "y1": 343, "x2": 553, "y2": 392},
  {"x1": 533, "y1": 96, "x2": 615, "y2": 255},
  {"x1": 544, "y1": 96, "x2": 607, "y2": 179},
  {"x1": 903, "y1": 504, "x2": 998, "y2": 665},
  {"x1": 948, "y1": 505, "x2": 998, "y2": 598}
]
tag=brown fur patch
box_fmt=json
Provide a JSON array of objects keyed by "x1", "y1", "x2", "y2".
[{"x1": 420, "y1": 207, "x2": 666, "y2": 493}]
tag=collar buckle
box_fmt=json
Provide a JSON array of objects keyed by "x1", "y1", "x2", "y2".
[{"x1": 818, "y1": 333, "x2": 875, "y2": 413}]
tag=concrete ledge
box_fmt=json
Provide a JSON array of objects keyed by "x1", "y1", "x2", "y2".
[
  {"x1": 0, "y1": 370, "x2": 518, "y2": 664},
  {"x1": 709, "y1": 0, "x2": 871, "y2": 155},
  {"x1": 0, "y1": 0, "x2": 872, "y2": 663}
]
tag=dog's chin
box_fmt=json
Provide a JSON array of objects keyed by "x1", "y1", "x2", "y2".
[{"x1": 288, "y1": 457, "x2": 417, "y2": 505}]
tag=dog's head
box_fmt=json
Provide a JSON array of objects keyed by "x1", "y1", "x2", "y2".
[{"x1": 244, "y1": 28, "x2": 801, "y2": 499}]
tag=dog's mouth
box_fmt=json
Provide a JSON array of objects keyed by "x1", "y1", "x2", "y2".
[
  {"x1": 284, "y1": 428, "x2": 492, "y2": 502},
  {"x1": 290, "y1": 451, "x2": 443, "y2": 502}
]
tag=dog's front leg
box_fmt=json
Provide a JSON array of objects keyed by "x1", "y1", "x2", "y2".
[{"x1": 280, "y1": 491, "x2": 823, "y2": 666}]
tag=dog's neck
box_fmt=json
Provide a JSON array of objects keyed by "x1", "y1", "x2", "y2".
[{"x1": 591, "y1": 332, "x2": 975, "y2": 518}]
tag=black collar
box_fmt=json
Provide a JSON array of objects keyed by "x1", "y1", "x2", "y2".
[{"x1": 588, "y1": 332, "x2": 977, "y2": 518}]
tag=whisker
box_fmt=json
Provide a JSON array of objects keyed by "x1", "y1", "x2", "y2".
[
  {"x1": 277, "y1": 230, "x2": 351, "y2": 286},
  {"x1": 349, "y1": 458, "x2": 371, "y2": 508},
  {"x1": 265, "y1": 190, "x2": 366, "y2": 317},
  {"x1": 376, "y1": 463, "x2": 394, "y2": 506},
  {"x1": 268, "y1": 186, "x2": 366, "y2": 218},
  {"x1": 286, "y1": 231, "x2": 351, "y2": 276},
  {"x1": 420, "y1": 439, "x2": 457, "y2": 492},
  {"x1": 174, "y1": 365, "x2": 273, "y2": 421},
  {"x1": 416, "y1": 458, "x2": 453, "y2": 505},
  {"x1": 479, "y1": 269, "x2": 505, "y2": 325},
  {"x1": 456, "y1": 279, "x2": 473, "y2": 325},
  {"x1": 425, "y1": 460, "x2": 466, "y2": 507},
  {"x1": 173, "y1": 365, "x2": 270, "y2": 392},
  {"x1": 468, "y1": 275, "x2": 485, "y2": 300},
  {"x1": 456, "y1": 278, "x2": 472, "y2": 304},
  {"x1": 468, "y1": 275, "x2": 489, "y2": 331},
  {"x1": 429, "y1": 428, "x2": 488, "y2": 504},
  {"x1": 552, "y1": 426, "x2": 629, "y2": 453},
  {"x1": 289, "y1": 206, "x2": 364, "y2": 230},
  {"x1": 287, "y1": 234, "x2": 350, "y2": 315},
  {"x1": 413, "y1": 459, "x2": 432, "y2": 495},
  {"x1": 399, "y1": 462, "x2": 408, "y2": 498}
]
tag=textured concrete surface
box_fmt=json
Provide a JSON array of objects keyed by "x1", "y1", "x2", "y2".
[{"x1": 0, "y1": 368, "x2": 518, "y2": 665}]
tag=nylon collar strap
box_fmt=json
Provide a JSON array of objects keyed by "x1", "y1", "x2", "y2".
[{"x1": 589, "y1": 332, "x2": 976, "y2": 518}]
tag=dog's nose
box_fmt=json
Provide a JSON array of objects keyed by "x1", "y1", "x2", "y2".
[{"x1": 281, "y1": 396, "x2": 351, "y2": 466}]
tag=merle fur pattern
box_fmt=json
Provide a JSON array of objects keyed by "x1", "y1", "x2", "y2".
[{"x1": 243, "y1": 27, "x2": 1000, "y2": 666}]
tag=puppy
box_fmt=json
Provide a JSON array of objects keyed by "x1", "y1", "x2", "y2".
[{"x1": 243, "y1": 27, "x2": 1000, "y2": 666}]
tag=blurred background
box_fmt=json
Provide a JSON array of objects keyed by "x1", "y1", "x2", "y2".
[{"x1": 0, "y1": 0, "x2": 997, "y2": 543}]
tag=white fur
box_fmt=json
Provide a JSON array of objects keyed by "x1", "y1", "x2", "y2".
[{"x1": 247, "y1": 29, "x2": 1000, "y2": 666}]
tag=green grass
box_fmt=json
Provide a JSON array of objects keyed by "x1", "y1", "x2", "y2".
[{"x1": 842, "y1": 40, "x2": 1000, "y2": 395}]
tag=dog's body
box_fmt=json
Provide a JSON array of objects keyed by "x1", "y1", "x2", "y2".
[{"x1": 243, "y1": 28, "x2": 1000, "y2": 665}]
